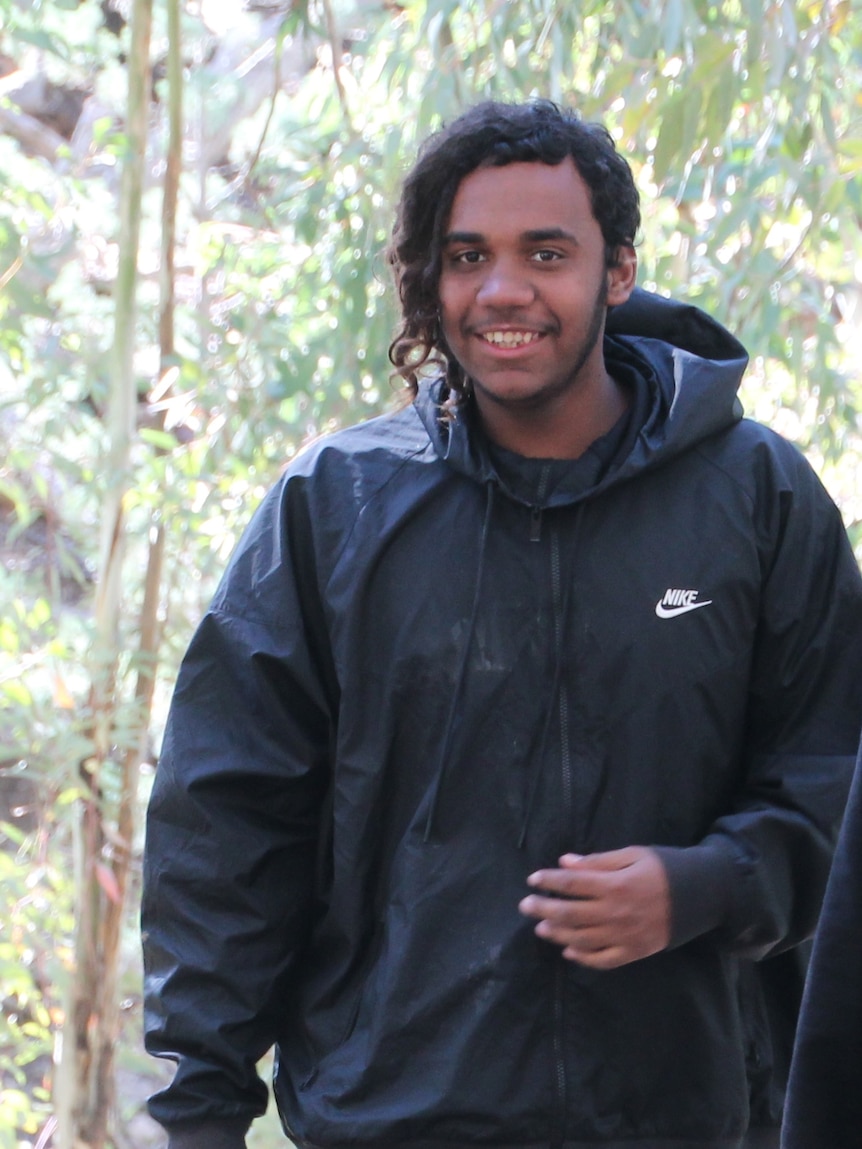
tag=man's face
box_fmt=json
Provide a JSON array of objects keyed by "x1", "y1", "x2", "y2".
[{"x1": 438, "y1": 158, "x2": 635, "y2": 419}]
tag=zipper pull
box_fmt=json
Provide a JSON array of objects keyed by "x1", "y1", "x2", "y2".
[{"x1": 529, "y1": 506, "x2": 542, "y2": 542}]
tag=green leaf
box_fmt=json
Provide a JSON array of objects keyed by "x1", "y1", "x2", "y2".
[
  {"x1": 1, "y1": 680, "x2": 33, "y2": 707},
  {"x1": 653, "y1": 86, "x2": 703, "y2": 186},
  {"x1": 703, "y1": 61, "x2": 736, "y2": 150},
  {"x1": 140, "y1": 428, "x2": 182, "y2": 451},
  {"x1": 662, "y1": 0, "x2": 685, "y2": 56},
  {"x1": 821, "y1": 93, "x2": 838, "y2": 149}
]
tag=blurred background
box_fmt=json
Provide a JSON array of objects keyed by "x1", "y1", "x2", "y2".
[{"x1": 1, "y1": 0, "x2": 860, "y2": 1145}]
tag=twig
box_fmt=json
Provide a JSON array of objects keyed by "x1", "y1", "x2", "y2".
[{"x1": 320, "y1": 0, "x2": 352, "y2": 127}]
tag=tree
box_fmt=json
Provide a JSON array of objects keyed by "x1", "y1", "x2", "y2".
[
  {"x1": 0, "y1": 1, "x2": 860, "y2": 1145},
  {"x1": 50, "y1": 0, "x2": 159, "y2": 1143}
]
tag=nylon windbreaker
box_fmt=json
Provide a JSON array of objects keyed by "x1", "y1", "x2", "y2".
[
  {"x1": 781, "y1": 744, "x2": 862, "y2": 1149},
  {"x1": 143, "y1": 290, "x2": 862, "y2": 1149}
]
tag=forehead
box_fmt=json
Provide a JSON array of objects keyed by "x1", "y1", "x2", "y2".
[{"x1": 445, "y1": 158, "x2": 598, "y2": 237}]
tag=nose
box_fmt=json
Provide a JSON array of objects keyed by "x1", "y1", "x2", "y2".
[{"x1": 475, "y1": 259, "x2": 535, "y2": 308}]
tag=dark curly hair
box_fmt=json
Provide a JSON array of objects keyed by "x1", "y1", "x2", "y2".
[{"x1": 387, "y1": 100, "x2": 641, "y2": 403}]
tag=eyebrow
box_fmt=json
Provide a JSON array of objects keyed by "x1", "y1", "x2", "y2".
[
  {"x1": 443, "y1": 231, "x2": 485, "y2": 246},
  {"x1": 442, "y1": 227, "x2": 580, "y2": 246},
  {"x1": 523, "y1": 228, "x2": 579, "y2": 244}
]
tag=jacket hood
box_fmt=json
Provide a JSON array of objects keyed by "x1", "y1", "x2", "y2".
[{"x1": 415, "y1": 288, "x2": 748, "y2": 506}]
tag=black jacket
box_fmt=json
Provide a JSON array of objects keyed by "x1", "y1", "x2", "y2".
[
  {"x1": 143, "y1": 290, "x2": 862, "y2": 1149},
  {"x1": 781, "y1": 742, "x2": 862, "y2": 1149}
]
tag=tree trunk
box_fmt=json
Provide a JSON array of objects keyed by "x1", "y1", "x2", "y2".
[{"x1": 53, "y1": 1, "x2": 154, "y2": 1145}]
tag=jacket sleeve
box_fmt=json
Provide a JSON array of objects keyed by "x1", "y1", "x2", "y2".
[
  {"x1": 781, "y1": 743, "x2": 862, "y2": 1149},
  {"x1": 142, "y1": 475, "x2": 336, "y2": 1135},
  {"x1": 656, "y1": 443, "x2": 862, "y2": 957}
]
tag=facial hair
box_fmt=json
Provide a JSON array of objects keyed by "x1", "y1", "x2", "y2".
[{"x1": 468, "y1": 277, "x2": 608, "y2": 413}]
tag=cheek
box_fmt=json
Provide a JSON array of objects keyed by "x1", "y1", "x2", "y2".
[
  {"x1": 438, "y1": 272, "x2": 474, "y2": 311},
  {"x1": 438, "y1": 287, "x2": 465, "y2": 338},
  {"x1": 437, "y1": 278, "x2": 455, "y2": 315}
]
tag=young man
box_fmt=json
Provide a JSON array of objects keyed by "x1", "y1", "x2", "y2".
[{"x1": 142, "y1": 101, "x2": 862, "y2": 1149}]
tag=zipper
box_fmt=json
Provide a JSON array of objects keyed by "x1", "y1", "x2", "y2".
[
  {"x1": 550, "y1": 520, "x2": 576, "y2": 1143},
  {"x1": 552, "y1": 960, "x2": 567, "y2": 1148},
  {"x1": 529, "y1": 463, "x2": 551, "y2": 542},
  {"x1": 551, "y1": 528, "x2": 574, "y2": 838}
]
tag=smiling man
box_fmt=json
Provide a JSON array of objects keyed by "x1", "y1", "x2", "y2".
[
  {"x1": 437, "y1": 159, "x2": 635, "y2": 460},
  {"x1": 142, "y1": 102, "x2": 862, "y2": 1149}
]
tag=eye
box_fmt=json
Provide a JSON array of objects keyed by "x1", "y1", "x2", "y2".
[
  {"x1": 531, "y1": 249, "x2": 563, "y2": 263},
  {"x1": 451, "y1": 250, "x2": 486, "y2": 264}
]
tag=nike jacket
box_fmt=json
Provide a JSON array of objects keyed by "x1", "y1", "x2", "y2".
[{"x1": 142, "y1": 289, "x2": 862, "y2": 1149}]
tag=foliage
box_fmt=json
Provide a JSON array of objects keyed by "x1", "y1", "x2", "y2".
[
  {"x1": 1, "y1": 0, "x2": 861, "y2": 1144},
  {"x1": 0, "y1": 821, "x2": 73, "y2": 1149}
]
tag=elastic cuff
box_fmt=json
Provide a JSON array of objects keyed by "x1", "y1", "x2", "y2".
[
  {"x1": 166, "y1": 1117, "x2": 250, "y2": 1149},
  {"x1": 653, "y1": 841, "x2": 737, "y2": 948}
]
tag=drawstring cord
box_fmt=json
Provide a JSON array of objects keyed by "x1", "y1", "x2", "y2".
[
  {"x1": 423, "y1": 480, "x2": 496, "y2": 842},
  {"x1": 421, "y1": 488, "x2": 584, "y2": 848}
]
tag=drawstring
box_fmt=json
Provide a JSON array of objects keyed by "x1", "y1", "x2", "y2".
[
  {"x1": 518, "y1": 505, "x2": 585, "y2": 849},
  {"x1": 421, "y1": 488, "x2": 584, "y2": 848},
  {"x1": 423, "y1": 480, "x2": 496, "y2": 842}
]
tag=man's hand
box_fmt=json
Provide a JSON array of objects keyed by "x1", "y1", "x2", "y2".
[{"x1": 518, "y1": 846, "x2": 671, "y2": 970}]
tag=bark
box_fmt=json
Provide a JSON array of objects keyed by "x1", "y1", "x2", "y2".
[
  {"x1": 0, "y1": 103, "x2": 66, "y2": 160},
  {"x1": 53, "y1": 0, "x2": 154, "y2": 1146}
]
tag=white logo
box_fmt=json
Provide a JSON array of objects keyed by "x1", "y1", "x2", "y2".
[{"x1": 655, "y1": 589, "x2": 713, "y2": 619}]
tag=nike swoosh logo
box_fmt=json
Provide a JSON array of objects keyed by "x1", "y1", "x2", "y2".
[{"x1": 655, "y1": 599, "x2": 713, "y2": 619}]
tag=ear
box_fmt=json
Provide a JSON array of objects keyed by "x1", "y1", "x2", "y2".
[{"x1": 606, "y1": 246, "x2": 637, "y2": 307}]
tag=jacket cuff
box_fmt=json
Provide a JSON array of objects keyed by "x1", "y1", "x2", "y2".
[
  {"x1": 653, "y1": 841, "x2": 737, "y2": 948},
  {"x1": 165, "y1": 1117, "x2": 250, "y2": 1149}
]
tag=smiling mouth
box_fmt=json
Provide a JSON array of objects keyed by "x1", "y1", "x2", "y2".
[{"x1": 479, "y1": 330, "x2": 543, "y2": 347}]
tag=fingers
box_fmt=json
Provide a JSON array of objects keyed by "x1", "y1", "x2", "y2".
[
  {"x1": 527, "y1": 846, "x2": 643, "y2": 892},
  {"x1": 562, "y1": 944, "x2": 631, "y2": 970},
  {"x1": 518, "y1": 846, "x2": 671, "y2": 969},
  {"x1": 523, "y1": 848, "x2": 642, "y2": 903},
  {"x1": 533, "y1": 914, "x2": 613, "y2": 951},
  {"x1": 534, "y1": 908, "x2": 637, "y2": 970},
  {"x1": 520, "y1": 893, "x2": 625, "y2": 949},
  {"x1": 559, "y1": 847, "x2": 642, "y2": 870}
]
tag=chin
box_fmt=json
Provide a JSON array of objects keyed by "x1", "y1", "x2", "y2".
[{"x1": 474, "y1": 378, "x2": 565, "y2": 410}]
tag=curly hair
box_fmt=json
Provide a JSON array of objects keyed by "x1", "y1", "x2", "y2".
[{"x1": 387, "y1": 100, "x2": 641, "y2": 403}]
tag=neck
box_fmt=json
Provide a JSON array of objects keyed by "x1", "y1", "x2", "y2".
[{"x1": 475, "y1": 371, "x2": 630, "y2": 460}]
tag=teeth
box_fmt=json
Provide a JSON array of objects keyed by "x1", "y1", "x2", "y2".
[{"x1": 481, "y1": 330, "x2": 540, "y2": 346}]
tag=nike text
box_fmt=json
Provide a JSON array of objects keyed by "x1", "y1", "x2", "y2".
[{"x1": 655, "y1": 589, "x2": 713, "y2": 619}]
